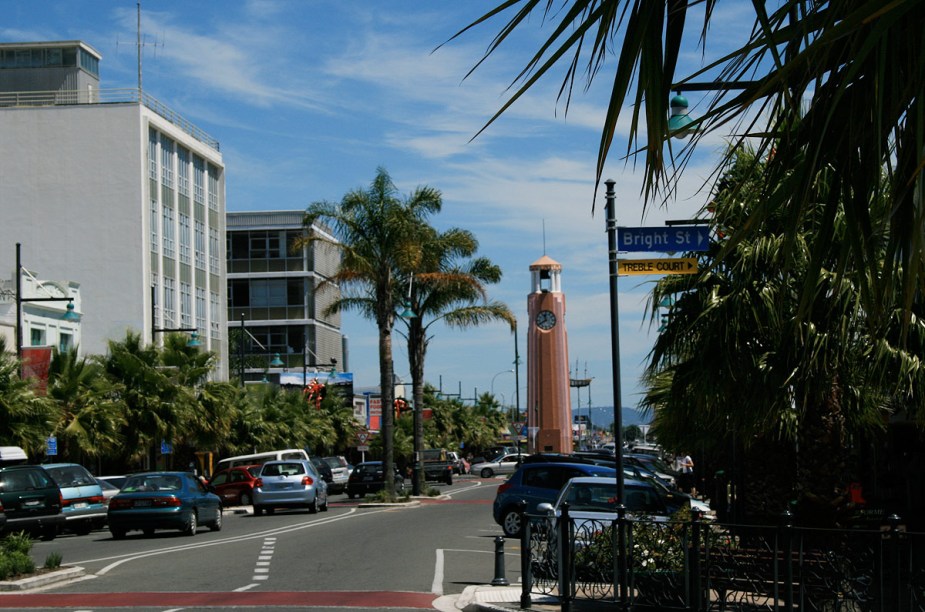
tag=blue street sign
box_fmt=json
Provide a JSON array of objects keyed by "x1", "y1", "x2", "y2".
[
  {"x1": 161, "y1": 440, "x2": 173, "y2": 455},
  {"x1": 46, "y1": 436, "x2": 57, "y2": 456},
  {"x1": 618, "y1": 226, "x2": 710, "y2": 252}
]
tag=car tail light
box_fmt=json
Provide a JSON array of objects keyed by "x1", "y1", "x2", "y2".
[
  {"x1": 301, "y1": 476, "x2": 315, "y2": 486},
  {"x1": 497, "y1": 481, "x2": 513, "y2": 495},
  {"x1": 152, "y1": 496, "x2": 182, "y2": 507},
  {"x1": 109, "y1": 498, "x2": 131, "y2": 510},
  {"x1": 89, "y1": 495, "x2": 105, "y2": 504},
  {"x1": 254, "y1": 478, "x2": 263, "y2": 488}
]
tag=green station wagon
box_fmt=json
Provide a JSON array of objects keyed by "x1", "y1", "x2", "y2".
[{"x1": 0, "y1": 465, "x2": 65, "y2": 540}]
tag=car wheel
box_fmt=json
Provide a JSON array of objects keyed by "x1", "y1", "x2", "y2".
[
  {"x1": 210, "y1": 508, "x2": 223, "y2": 531},
  {"x1": 320, "y1": 496, "x2": 329, "y2": 512},
  {"x1": 253, "y1": 505, "x2": 264, "y2": 516},
  {"x1": 308, "y1": 497, "x2": 318, "y2": 513},
  {"x1": 395, "y1": 480, "x2": 405, "y2": 494},
  {"x1": 240, "y1": 491, "x2": 253, "y2": 506},
  {"x1": 143, "y1": 528, "x2": 155, "y2": 537},
  {"x1": 481, "y1": 467, "x2": 494, "y2": 478},
  {"x1": 111, "y1": 528, "x2": 126, "y2": 540},
  {"x1": 502, "y1": 508, "x2": 523, "y2": 538},
  {"x1": 266, "y1": 507, "x2": 275, "y2": 515},
  {"x1": 445, "y1": 472, "x2": 453, "y2": 485},
  {"x1": 347, "y1": 491, "x2": 356, "y2": 499},
  {"x1": 183, "y1": 510, "x2": 197, "y2": 536},
  {"x1": 40, "y1": 526, "x2": 57, "y2": 541}
]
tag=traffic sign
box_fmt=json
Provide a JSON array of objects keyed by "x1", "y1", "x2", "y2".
[
  {"x1": 618, "y1": 258, "x2": 698, "y2": 276},
  {"x1": 619, "y1": 226, "x2": 710, "y2": 252},
  {"x1": 46, "y1": 436, "x2": 57, "y2": 456}
]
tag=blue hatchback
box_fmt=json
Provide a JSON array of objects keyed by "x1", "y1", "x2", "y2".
[
  {"x1": 493, "y1": 461, "x2": 616, "y2": 537},
  {"x1": 41, "y1": 463, "x2": 107, "y2": 535}
]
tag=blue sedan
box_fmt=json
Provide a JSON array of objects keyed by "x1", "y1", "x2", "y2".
[{"x1": 107, "y1": 471, "x2": 222, "y2": 539}]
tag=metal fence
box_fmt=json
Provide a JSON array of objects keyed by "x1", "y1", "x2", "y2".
[{"x1": 519, "y1": 504, "x2": 925, "y2": 611}]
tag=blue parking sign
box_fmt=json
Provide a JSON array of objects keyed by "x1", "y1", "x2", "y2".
[
  {"x1": 46, "y1": 436, "x2": 57, "y2": 456},
  {"x1": 161, "y1": 439, "x2": 173, "y2": 455}
]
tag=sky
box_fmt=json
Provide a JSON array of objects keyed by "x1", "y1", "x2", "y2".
[{"x1": 5, "y1": 1, "x2": 753, "y2": 421}]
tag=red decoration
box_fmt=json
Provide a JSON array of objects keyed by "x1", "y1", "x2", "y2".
[{"x1": 303, "y1": 378, "x2": 326, "y2": 409}]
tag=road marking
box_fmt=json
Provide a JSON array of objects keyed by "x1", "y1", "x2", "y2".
[
  {"x1": 234, "y1": 583, "x2": 259, "y2": 591},
  {"x1": 432, "y1": 549, "x2": 444, "y2": 595}
]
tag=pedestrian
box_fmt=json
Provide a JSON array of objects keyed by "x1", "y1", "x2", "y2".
[{"x1": 676, "y1": 453, "x2": 694, "y2": 494}]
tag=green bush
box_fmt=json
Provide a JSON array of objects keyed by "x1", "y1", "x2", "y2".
[
  {"x1": 8, "y1": 551, "x2": 35, "y2": 576},
  {"x1": 44, "y1": 551, "x2": 63, "y2": 570},
  {"x1": 1, "y1": 531, "x2": 32, "y2": 556}
]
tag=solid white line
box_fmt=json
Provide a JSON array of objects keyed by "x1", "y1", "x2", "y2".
[
  {"x1": 234, "y1": 583, "x2": 259, "y2": 591},
  {"x1": 432, "y1": 548, "x2": 444, "y2": 595}
]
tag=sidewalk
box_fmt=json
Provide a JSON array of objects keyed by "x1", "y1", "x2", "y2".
[{"x1": 447, "y1": 584, "x2": 559, "y2": 612}]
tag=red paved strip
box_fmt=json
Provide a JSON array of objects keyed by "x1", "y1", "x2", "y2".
[{"x1": 0, "y1": 591, "x2": 437, "y2": 608}]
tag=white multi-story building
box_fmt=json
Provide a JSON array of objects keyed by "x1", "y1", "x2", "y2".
[{"x1": 0, "y1": 41, "x2": 227, "y2": 377}]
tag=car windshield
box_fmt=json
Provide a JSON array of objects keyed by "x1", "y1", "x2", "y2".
[
  {"x1": 565, "y1": 483, "x2": 619, "y2": 511},
  {"x1": 262, "y1": 462, "x2": 305, "y2": 477},
  {"x1": 323, "y1": 457, "x2": 345, "y2": 469},
  {"x1": 122, "y1": 475, "x2": 182, "y2": 492},
  {"x1": 246, "y1": 466, "x2": 261, "y2": 477},
  {"x1": 46, "y1": 465, "x2": 96, "y2": 487}
]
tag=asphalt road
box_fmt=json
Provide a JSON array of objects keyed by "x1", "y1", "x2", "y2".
[{"x1": 7, "y1": 475, "x2": 516, "y2": 610}]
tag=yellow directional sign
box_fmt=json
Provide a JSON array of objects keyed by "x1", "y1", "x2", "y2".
[{"x1": 618, "y1": 258, "x2": 698, "y2": 276}]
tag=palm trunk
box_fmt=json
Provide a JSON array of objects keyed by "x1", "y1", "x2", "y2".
[
  {"x1": 379, "y1": 313, "x2": 395, "y2": 496},
  {"x1": 409, "y1": 320, "x2": 426, "y2": 495}
]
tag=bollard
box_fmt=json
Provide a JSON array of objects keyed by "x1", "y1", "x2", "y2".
[{"x1": 491, "y1": 535, "x2": 510, "y2": 586}]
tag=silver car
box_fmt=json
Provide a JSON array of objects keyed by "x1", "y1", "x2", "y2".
[
  {"x1": 253, "y1": 459, "x2": 329, "y2": 515},
  {"x1": 471, "y1": 453, "x2": 523, "y2": 478}
]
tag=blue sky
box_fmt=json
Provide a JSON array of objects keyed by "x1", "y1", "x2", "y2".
[{"x1": 6, "y1": 1, "x2": 752, "y2": 421}]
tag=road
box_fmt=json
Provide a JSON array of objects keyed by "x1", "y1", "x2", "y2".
[{"x1": 5, "y1": 476, "x2": 517, "y2": 610}]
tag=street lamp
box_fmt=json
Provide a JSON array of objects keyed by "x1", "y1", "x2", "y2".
[
  {"x1": 491, "y1": 369, "x2": 513, "y2": 398},
  {"x1": 14, "y1": 243, "x2": 80, "y2": 371},
  {"x1": 150, "y1": 286, "x2": 199, "y2": 347}
]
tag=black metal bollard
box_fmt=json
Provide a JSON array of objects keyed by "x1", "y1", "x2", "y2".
[{"x1": 492, "y1": 535, "x2": 510, "y2": 586}]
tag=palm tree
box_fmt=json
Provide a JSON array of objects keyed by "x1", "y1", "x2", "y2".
[
  {"x1": 641, "y1": 148, "x2": 921, "y2": 524},
  {"x1": 46, "y1": 346, "x2": 125, "y2": 465},
  {"x1": 0, "y1": 336, "x2": 56, "y2": 456},
  {"x1": 397, "y1": 224, "x2": 515, "y2": 493},
  {"x1": 452, "y1": 1, "x2": 923, "y2": 332},
  {"x1": 301, "y1": 167, "x2": 441, "y2": 496}
]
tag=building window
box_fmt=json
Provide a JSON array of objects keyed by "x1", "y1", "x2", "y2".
[
  {"x1": 180, "y1": 282, "x2": 192, "y2": 327},
  {"x1": 150, "y1": 199, "x2": 159, "y2": 250},
  {"x1": 151, "y1": 275, "x2": 159, "y2": 323},
  {"x1": 194, "y1": 220, "x2": 206, "y2": 270},
  {"x1": 210, "y1": 291, "x2": 220, "y2": 339},
  {"x1": 162, "y1": 206, "x2": 175, "y2": 259},
  {"x1": 148, "y1": 130, "x2": 158, "y2": 180},
  {"x1": 193, "y1": 156, "x2": 205, "y2": 204},
  {"x1": 179, "y1": 212, "x2": 191, "y2": 265},
  {"x1": 208, "y1": 165, "x2": 219, "y2": 211},
  {"x1": 160, "y1": 134, "x2": 174, "y2": 188},
  {"x1": 177, "y1": 146, "x2": 190, "y2": 196},
  {"x1": 30, "y1": 328, "x2": 45, "y2": 347},
  {"x1": 209, "y1": 228, "x2": 220, "y2": 274},
  {"x1": 196, "y1": 287, "x2": 206, "y2": 333},
  {"x1": 59, "y1": 333, "x2": 73, "y2": 354},
  {"x1": 163, "y1": 278, "x2": 176, "y2": 327}
]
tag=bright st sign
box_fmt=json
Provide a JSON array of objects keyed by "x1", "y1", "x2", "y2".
[{"x1": 618, "y1": 226, "x2": 710, "y2": 252}]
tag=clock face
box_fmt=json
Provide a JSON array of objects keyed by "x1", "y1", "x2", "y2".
[{"x1": 535, "y1": 310, "x2": 557, "y2": 330}]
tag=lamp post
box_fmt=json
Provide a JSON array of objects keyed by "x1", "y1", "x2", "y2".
[
  {"x1": 14, "y1": 243, "x2": 80, "y2": 372},
  {"x1": 150, "y1": 286, "x2": 199, "y2": 346},
  {"x1": 491, "y1": 369, "x2": 513, "y2": 398}
]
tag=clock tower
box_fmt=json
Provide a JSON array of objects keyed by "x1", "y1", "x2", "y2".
[{"x1": 526, "y1": 255, "x2": 573, "y2": 453}]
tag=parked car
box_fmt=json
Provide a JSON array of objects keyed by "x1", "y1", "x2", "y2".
[
  {"x1": 0, "y1": 465, "x2": 65, "y2": 540},
  {"x1": 492, "y1": 461, "x2": 616, "y2": 537},
  {"x1": 96, "y1": 475, "x2": 128, "y2": 489},
  {"x1": 537, "y1": 476, "x2": 671, "y2": 526},
  {"x1": 94, "y1": 478, "x2": 121, "y2": 506},
  {"x1": 346, "y1": 461, "x2": 405, "y2": 498},
  {"x1": 41, "y1": 463, "x2": 107, "y2": 535},
  {"x1": 472, "y1": 453, "x2": 524, "y2": 479},
  {"x1": 208, "y1": 465, "x2": 261, "y2": 506},
  {"x1": 624, "y1": 453, "x2": 679, "y2": 488},
  {"x1": 253, "y1": 459, "x2": 328, "y2": 515},
  {"x1": 107, "y1": 471, "x2": 222, "y2": 538},
  {"x1": 310, "y1": 457, "x2": 336, "y2": 491},
  {"x1": 320, "y1": 456, "x2": 351, "y2": 494}
]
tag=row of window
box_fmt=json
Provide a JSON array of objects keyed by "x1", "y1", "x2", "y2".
[
  {"x1": 0, "y1": 47, "x2": 99, "y2": 77},
  {"x1": 228, "y1": 278, "x2": 309, "y2": 309},
  {"x1": 148, "y1": 131, "x2": 220, "y2": 212},
  {"x1": 152, "y1": 274, "x2": 222, "y2": 340},
  {"x1": 227, "y1": 230, "x2": 305, "y2": 261}
]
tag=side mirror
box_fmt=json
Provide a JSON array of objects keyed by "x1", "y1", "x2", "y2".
[{"x1": 537, "y1": 502, "x2": 554, "y2": 514}]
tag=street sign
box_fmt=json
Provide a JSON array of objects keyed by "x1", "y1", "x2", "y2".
[
  {"x1": 160, "y1": 440, "x2": 173, "y2": 455},
  {"x1": 46, "y1": 436, "x2": 57, "y2": 456},
  {"x1": 618, "y1": 258, "x2": 698, "y2": 276},
  {"x1": 619, "y1": 226, "x2": 710, "y2": 252}
]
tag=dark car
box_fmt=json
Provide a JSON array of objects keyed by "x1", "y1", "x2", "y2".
[
  {"x1": 493, "y1": 461, "x2": 616, "y2": 537},
  {"x1": 107, "y1": 471, "x2": 222, "y2": 538},
  {"x1": 346, "y1": 461, "x2": 405, "y2": 498},
  {"x1": 310, "y1": 457, "x2": 335, "y2": 490},
  {"x1": 208, "y1": 464, "x2": 261, "y2": 506},
  {"x1": 0, "y1": 465, "x2": 65, "y2": 540}
]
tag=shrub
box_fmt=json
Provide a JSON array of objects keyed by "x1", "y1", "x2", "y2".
[
  {"x1": 44, "y1": 552, "x2": 63, "y2": 570},
  {"x1": 1, "y1": 531, "x2": 32, "y2": 556}
]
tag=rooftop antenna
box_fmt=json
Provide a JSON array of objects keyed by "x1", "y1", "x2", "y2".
[{"x1": 119, "y1": 1, "x2": 162, "y2": 94}]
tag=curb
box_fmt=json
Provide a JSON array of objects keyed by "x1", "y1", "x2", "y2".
[{"x1": 0, "y1": 566, "x2": 85, "y2": 592}]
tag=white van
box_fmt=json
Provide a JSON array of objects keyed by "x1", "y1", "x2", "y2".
[{"x1": 216, "y1": 449, "x2": 309, "y2": 472}]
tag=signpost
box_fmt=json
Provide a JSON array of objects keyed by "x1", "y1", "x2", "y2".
[
  {"x1": 618, "y1": 226, "x2": 710, "y2": 252},
  {"x1": 617, "y1": 258, "x2": 698, "y2": 276}
]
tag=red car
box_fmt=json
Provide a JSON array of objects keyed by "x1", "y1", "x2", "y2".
[{"x1": 208, "y1": 465, "x2": 261, "y2": 506}]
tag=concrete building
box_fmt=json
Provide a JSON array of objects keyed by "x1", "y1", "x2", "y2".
[
  {"x1": 226, "y1": 211, "x2": 345, "y2": 385},
  {"x1": 0, "y1": 41, "x2": 228, "y2": 377}
]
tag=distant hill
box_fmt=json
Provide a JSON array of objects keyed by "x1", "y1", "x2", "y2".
[{"x1": 573, "y1": 406, "x2": 650, "y2": 430}]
